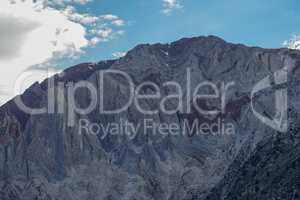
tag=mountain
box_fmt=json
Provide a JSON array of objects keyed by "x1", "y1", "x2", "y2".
[{"x1": 0, "y1": 35, "x2": 300, "y2": 200}]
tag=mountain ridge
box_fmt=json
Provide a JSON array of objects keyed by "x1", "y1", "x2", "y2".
[{"x1": 0, "y1": 35, "x2": 300, "y2": 200}]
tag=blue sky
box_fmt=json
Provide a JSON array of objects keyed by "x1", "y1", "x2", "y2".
[{"x1": 74, "y1": 0, "x2": 300, "y2": 65}]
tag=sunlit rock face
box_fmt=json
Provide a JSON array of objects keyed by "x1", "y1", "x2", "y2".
[{"x1": 0, "y1": 36, "x2": 300, "y2": 200}]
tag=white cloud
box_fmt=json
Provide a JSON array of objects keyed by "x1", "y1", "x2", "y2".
[
  {"x1": 283, "y1": 35, "x2": 300, "y2": 50},
  {"x1": 0, "y1": 14, "x2": 39, "y2": 60},
  {"x1": 88, "y1": 29, "x2": 114, "y2": 44},
  {"x1": 0, "y1": 0, "x2": 125, "y2": 105},
  {"x1": 162, "y1": 0, "x2": 183, "y2": 15},
  {"x1": 0, "y1": 0, "x2": 88, "y2": 104},
  {"x1": 91, "y1": 28, "x2": 125, "y2": 43},
  {"x1": 99, "y1": 14, "x2": 125, "y2": 26},
  {"x1": 99, "y1": 14, "x2": 119, "y2": 20},
  {"x1": 112, "y1": 51, "x2": 127, "y2": 58},
  {"x1": 98, "y1": 28, "x2": 113, "y2": 38},
  {"x1": 62, "y1": 7, "x2": 125, "y2": 42},
  {"x1": 39, "y1": 0, "x2": 91, "y2": 7},
  {"x1": 62, "y1": 6, "x2": 99, "y2": 25},
  {"x1": 66, "y1": 0, "x2": 91, "y2": 5},
  {"x1": 112, "y1": 19, "x2": 125, "y2": 26},
  {"x1": 68, "y1": 13, "x2": 99, "y2": 25},
  {"x1": 89, "y1": 37, "x2": 101, "y2": 46}
]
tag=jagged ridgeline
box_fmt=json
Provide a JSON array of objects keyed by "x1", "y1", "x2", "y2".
[{"x1": 0, "y1": 36, "x2": 300, "y2": 200}]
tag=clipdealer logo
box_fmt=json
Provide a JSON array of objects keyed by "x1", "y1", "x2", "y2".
[{"x1": 13, "y1": 66, "x2": 289, "y2": 133}]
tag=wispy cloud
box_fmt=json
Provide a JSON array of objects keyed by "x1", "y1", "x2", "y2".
[
  {"x1": 162, "y1": 0, "x2": 183, "y2": 15},
  {"x1": 32, "y1": 0, "x2": 92, "y2": 7},
  {"x1": 63, "y1": 7, "x2": 126, "y2": 46},
  {"x1": 112, "y1": 51, "x2": 127, "y2": 58},
  {"x1": 283, "y1": 35, "x2": 300, "y2": 50}
]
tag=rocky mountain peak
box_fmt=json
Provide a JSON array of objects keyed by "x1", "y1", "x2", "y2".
[{"x1": 0, "y1": 36, "x2": 300, "y2": 200}]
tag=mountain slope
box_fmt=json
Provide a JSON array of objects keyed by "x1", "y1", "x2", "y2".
[{"x1": 0, "y1": 36, "x2": 300, "y2": 200}]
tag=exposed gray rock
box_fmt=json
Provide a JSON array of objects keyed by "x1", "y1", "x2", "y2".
[{"x1": 0, "y1": 35, "x2": 300, "y2": 200}]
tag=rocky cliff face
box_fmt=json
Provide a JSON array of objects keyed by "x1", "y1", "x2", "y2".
[{"x1": 0, "y1": 36, "x2": 300, "y2": 200}]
